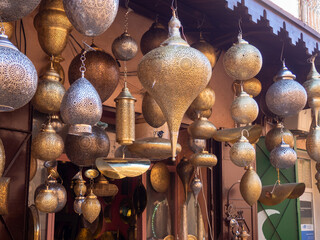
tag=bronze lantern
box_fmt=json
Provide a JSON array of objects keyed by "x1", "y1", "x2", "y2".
[
  {"x1": 112, "y1": 32, "x2": 138, "y2": 61},
  {"x1": 240, "y1": 166, "x2": 262, "y2": 206},
  {"x1": 270, "y1": 139, "x2": 297, "y2": 169}
]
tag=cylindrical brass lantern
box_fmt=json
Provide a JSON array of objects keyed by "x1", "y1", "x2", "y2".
[
  {"x1": 0, "y1": 33, "x2": 38, "y2": 112},
  {"x1": 231, "y1": 89, "x2": 259, "y2": 124},
  {"x1": 112, "y1": 32, "x2": 138, "y2": 61},
  {"x1": 32, "y1": 64, "x2": 66, "y2": 114},
  {"x1": 140, "y1": 21, "x2": 168, "y2": 55},
  {"x1": 31, "y1": 123, "x2": 64, "y2": 161},
  {"x1": 114, "y1": 85, "x2": 136, "y2": 145},
  {"x1": 34, "y1": 0, "x2": 73, "y2": 56}
]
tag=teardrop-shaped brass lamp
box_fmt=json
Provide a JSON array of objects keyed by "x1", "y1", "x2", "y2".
[
  {"x1": 266, "y1": 62, "x2": 307, "y2": 117},
  {"x1": 81, "y1": 190, "x2": 101, "y2": 223},
  {"x1": 142, "y1": 92, "x2": 165, "y2": 128},
  {"x1": 63, "y1": 0, "x2": 119, "y2": 37},
  {"x1": 0, "y1": 33, "x2": 38, "y2": 111},
  {"x1": 240, "y1": 166, "x2": 262, "y2": 206},
  {"x1": 31, "y1": 123, "x2": 64, "y2": 161},
  {"x1": 60, "y1": 77, "x2": 102, "y2": 135},
  {"x1": 138, "y1": 11, "x2": 212, "y2": 160},
  {"x1": 34, "y1": 0, "x2": 73, "y2": 56},
  {"x1": 259, "y1": 183, "x2": 305, "y2": 206},
  {"x1": 223, "y1": 34, "x2": 262, "y2": 80},
  {"x1": 186, "y1": 108, "x2": 212, "y2": 121},
  {"x1": 190, "y1": 176, "x2": 202, "y2": 203}
]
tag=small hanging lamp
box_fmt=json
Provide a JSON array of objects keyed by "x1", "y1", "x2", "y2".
[
  {"x1": 60, "y1": 49, "x2": 102, "y2": 135},
  {"x1": 240, "y1": 166, "x2": 262, "y2": 206},
  {"x1": 142, "y1": 92, "x2": 165, "y2": 128},
  {"x1": 265, "y1": 122, "x2": 294, "y2": 152},
  {"x1": 270, "y1": 138, "x2": 297, "y2": 169}
]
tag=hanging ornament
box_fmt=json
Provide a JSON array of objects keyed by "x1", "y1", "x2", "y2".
[
  {"x1": 0, "y1": 0, "x2": 41, "y2": 22},
  {"x1": 2, "y1": 22, "x2": 14, "y2": 39},
  {"x1": 60, "y1": 49, "x2": 102, "y2": 135},
  {"x1": 231, "y1": 85, "x2": 259, "y2": 124},
  {"x1": 265, "y1": 122, "x2": 294, "y2": 152},
  {"x1": 73, "y1": 171, "x2": 87, "y2": 197},
  {"x1": 127, "y1": 136, "x2": 182, "y2": 160},
  {"x1": 50, "y1": 114, "x2": 65, "y2": 133},
  {"x1": 303, "y1": 55, "x2": 320, "y2": 109},
  {"x1": 190, "y1": 150, "x2": 218, "y2": 168},
  {"x1": 270, "y1": 138, "x2": 297, "y2": 169},
  {"x1": 190, "y1": 176, "x2": 202, "y2": 204},
  {"x1": 114, "y1": 83, "x2": 136, "y2": 145},
  {"x1": 142, "y1": 92, "x2": 166, "y2": 128},
  {"x1": 63, "y1": 0, "x2": 119, "y2": 37},
  {"x1": 93, "y1": 175, "x2": 118, "y2": 197},
  {"x1": 68, "y1": 44, "x2": 120, "y2": 102},
  {"x1": 112, "y1": 9, "x2": 138, "y2": 61},
  {"x1": 223, "y1": 31, "x2": 262, "y2": 80},
  {"x1": 191, "y1": 32, "x2": 218, "y2": 68},
  {"x1": 233, "y1": 78, "x2": 262, "y2": 97},
  {"x1": 186, "y1": 108, "x2": 212, "y2": 121},
  {"x1": 188, "y1": 86, "x2": 215, "y2": 112},
  {"x1": 266, "y1": 61, "x2": 307, "y2": 117},
  {"x1": 239, "y1": 166, "x2": 262, "y2": 206},
  {"x1": 35, "y1": 177, "x2": 67, "y2": 213},
  {"x1": 35, "y1": 185, "x2": 58, "y2": 213},
  {"x1": 0, "y1": 32, "x2": 38, "y2": 112},
  {"x1": 306, "y1": 115, "x2": 320, "y2": 162},
  {"x1": 44, "y1": 56, "x2": 65, "y2": 84},
  {"x1": 34, "y1": 0, "x2": 73, "y2": 56},
  {"x1": 188, "y1": 117, "x2": 217, "y2": 139},
  {"x1": 150, "y1": 162, "x2": 170, "y2": 193},
  {"x1": 82, "y1": 169, "x2": 101, "y2": 223},
  {"x1": 138, "y1": 10, "x2": 212, "y2": 160},
  {"x1": 32, "y1": 62, "x2": 66, "y2": 114},
  {"x1": 65, "y1": 125, "x2": 110, "y2": 167},
  {"x1": 229, "y1": 130, "x2": 255, "y2": 167},
  {"x1": 176, "y1": 157, "x2": 195, "y2": 201},
  {"x1": 31, "y1": 122, "x2": 64, "y2": 161},
  {"x1": 140, "y1": 20, "x2": 168, "y2": 55},
  {"x1": 74, "y1": 195, "x2": 86, "y2": 215},
  {"x1": 0, "y1": 138, "x2": 5, "y2": 177}
]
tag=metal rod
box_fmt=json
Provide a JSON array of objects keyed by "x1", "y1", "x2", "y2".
[{"x1": 0, "y1": 215, "x2": 14, "y2": 240}]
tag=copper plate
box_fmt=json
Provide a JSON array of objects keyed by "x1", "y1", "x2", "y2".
[{"x1": 212, "y1": 124, "x2": 262, "y2": 144}]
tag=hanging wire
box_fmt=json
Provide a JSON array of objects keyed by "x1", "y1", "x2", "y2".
[
  {"x1": 199, "y1": 169, "x2": 214, "y2": 240},
  {"x1": 20, "y1": 19, "x2": 26, "y2": 55},
  {"x1": 68, "y1": 39, "x2": 78, "y2": 57},
  {"x1": 280, "y1": 40, "x2": 285, "y2": 64},
  {"x1": 238, "y1": 17, "x2": 243, "y2": 38},
  {"x1": 69, "y1": 33, "x2": 83, "y2": 51}
]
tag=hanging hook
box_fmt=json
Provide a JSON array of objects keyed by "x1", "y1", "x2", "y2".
[
  {"x1": 307, "y1": 53, "x2": 317, "y2": 63},
  {"x1": 241, "y1": 129, "x2": 250, "y2": 138}
]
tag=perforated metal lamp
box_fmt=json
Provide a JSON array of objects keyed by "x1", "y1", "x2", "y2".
[{"x1": 0, "y1": 33, "x2": 38, "y2": 111}]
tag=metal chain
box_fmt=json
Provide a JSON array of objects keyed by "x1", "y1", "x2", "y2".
[
  {"x1": 79, "y1": 51, "x2": 87, "y2": 78},
  {"x1": 123, "y1": 60, "x2": 127, "y2": 88}
]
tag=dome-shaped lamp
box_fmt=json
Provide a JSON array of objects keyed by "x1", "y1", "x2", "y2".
[{"x1": 270, "y1": 139, "x2": 297, "y2": 169}]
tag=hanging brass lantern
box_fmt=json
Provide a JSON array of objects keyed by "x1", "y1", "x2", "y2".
[
  {"x1": 188, "y1": 117, "x2": 217, "y2": 139},
  {"x1": 81, "y1": 190, "x2": 101, "y2": 223},
  {"x1": 140, "y1": 21, "x2": 168, "y2": 55},
  {"x1": 266, "y1": 62, "x2": 307, "y2": 117},
  {"x1": 60, "y1": 77, "x2": 102, "y2": 135},
  {"x1": 112, "y1": 32, "x2": 138, "y2": 61},
  {"x1": 63, "y1": 0, "x2": 119, "y2": 37},
  {"x1": 176, "y1": 157, "x2": 195, "y2": 201},
  {"x1": 138, "y1": 11, "x2": 212, "y2": 160},
  {"x1": 223, "y1": 34, "x2": 262, "y2": 80},
  {"x1": 190, "y1": 176, "x2": 202, "y2": 203},
  {"x1": 306, "y1": 126, "x2": 320, "y2": 162},
  {"x1": 150, "y1": 162, "x2": 170, "y2": 193},
  {"x1": 233, "y1": 78, "x2": 262, "y2": 97},
  {"x1": 0, "y1": 33, "x2": 38, "y2": 112},
  {"x1": 229, "y1": 132, "x2": 255, "y2": 167},
  {"x1": 74, "y1": 195, "x2": 85, "y2": 215},
  {"x1": 44, "y1": 56, "x2": 65, "y2": 84},
  {"x1": 190, "y1": 150, "x2": 218, "y2": 168},
  {"x1": 142, "y1": 92, "x2": 165, "y2": 128},
  {"x1": 0, "y1": 0, "x2": 41, "y2": 22},
  {"x1": 35, "y1": 186, "x2": 58, "y2": 213},
  {"x1": 68, "y1": 46, "x2": 120, "y2": 102},
  {"x1": 127, "y1": 137, "x2": 182, "y2": 160},
  {"x1": 303, "y1": 56, "x2": 320, "y2": 109},
  {"x1": 34, "y1": 0, "x2": 73, "y2": 56},
  {"x1": 93, "y1": 175, "x2": 118, "y2": 197},
  {"x1": 2, "y1": 22, "x2": 14, "y2": 39},
  {"x1": 188, "y1": 86, "x2": 215, "y2": 112},
  {"x1": 65, "y1": 126, "x2": 110, "y2": 167},
  {"x1": 240, "y1": 166, "x2": 262, "y2": 206},
  {"x1": 31, "y1": 123, "x2": 64, "y2": 161},
  {"x1": 50, "y1": 114, "x2": 65, "y2": 133},
  {"x1": 73, "y1": 172, "x2": 87, "y2": 197},
  {"x1": 34, "y1": 178, "x2": 67, "y2": 212},
  {"x1": 231, "y1": 89, "x2": 259, "y2": 124},
  {"x1": 114, "y1": 85, "x2": 136, "y2": 145},
  {"x1": 186, "y1": 108, "x2": 212, "y2": 121},
  {"x1": 270, "y1": 139, "x2": 297, "y2": 169},
  {"x1": 0, "y1": 177, "x2": 10, "y2": 215},
  {"x1": 191, "y1": 33, "x2": 218, "y2": 68},
  {"x1": 0, "y1": 138, "x2": 5, "y2": 177},
  {"x1": 265, "y1": 122, "x2": 294, "y2": 152},
  {"x1": 32, "y1": 64, "x2": 66, "y2": 114}
]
